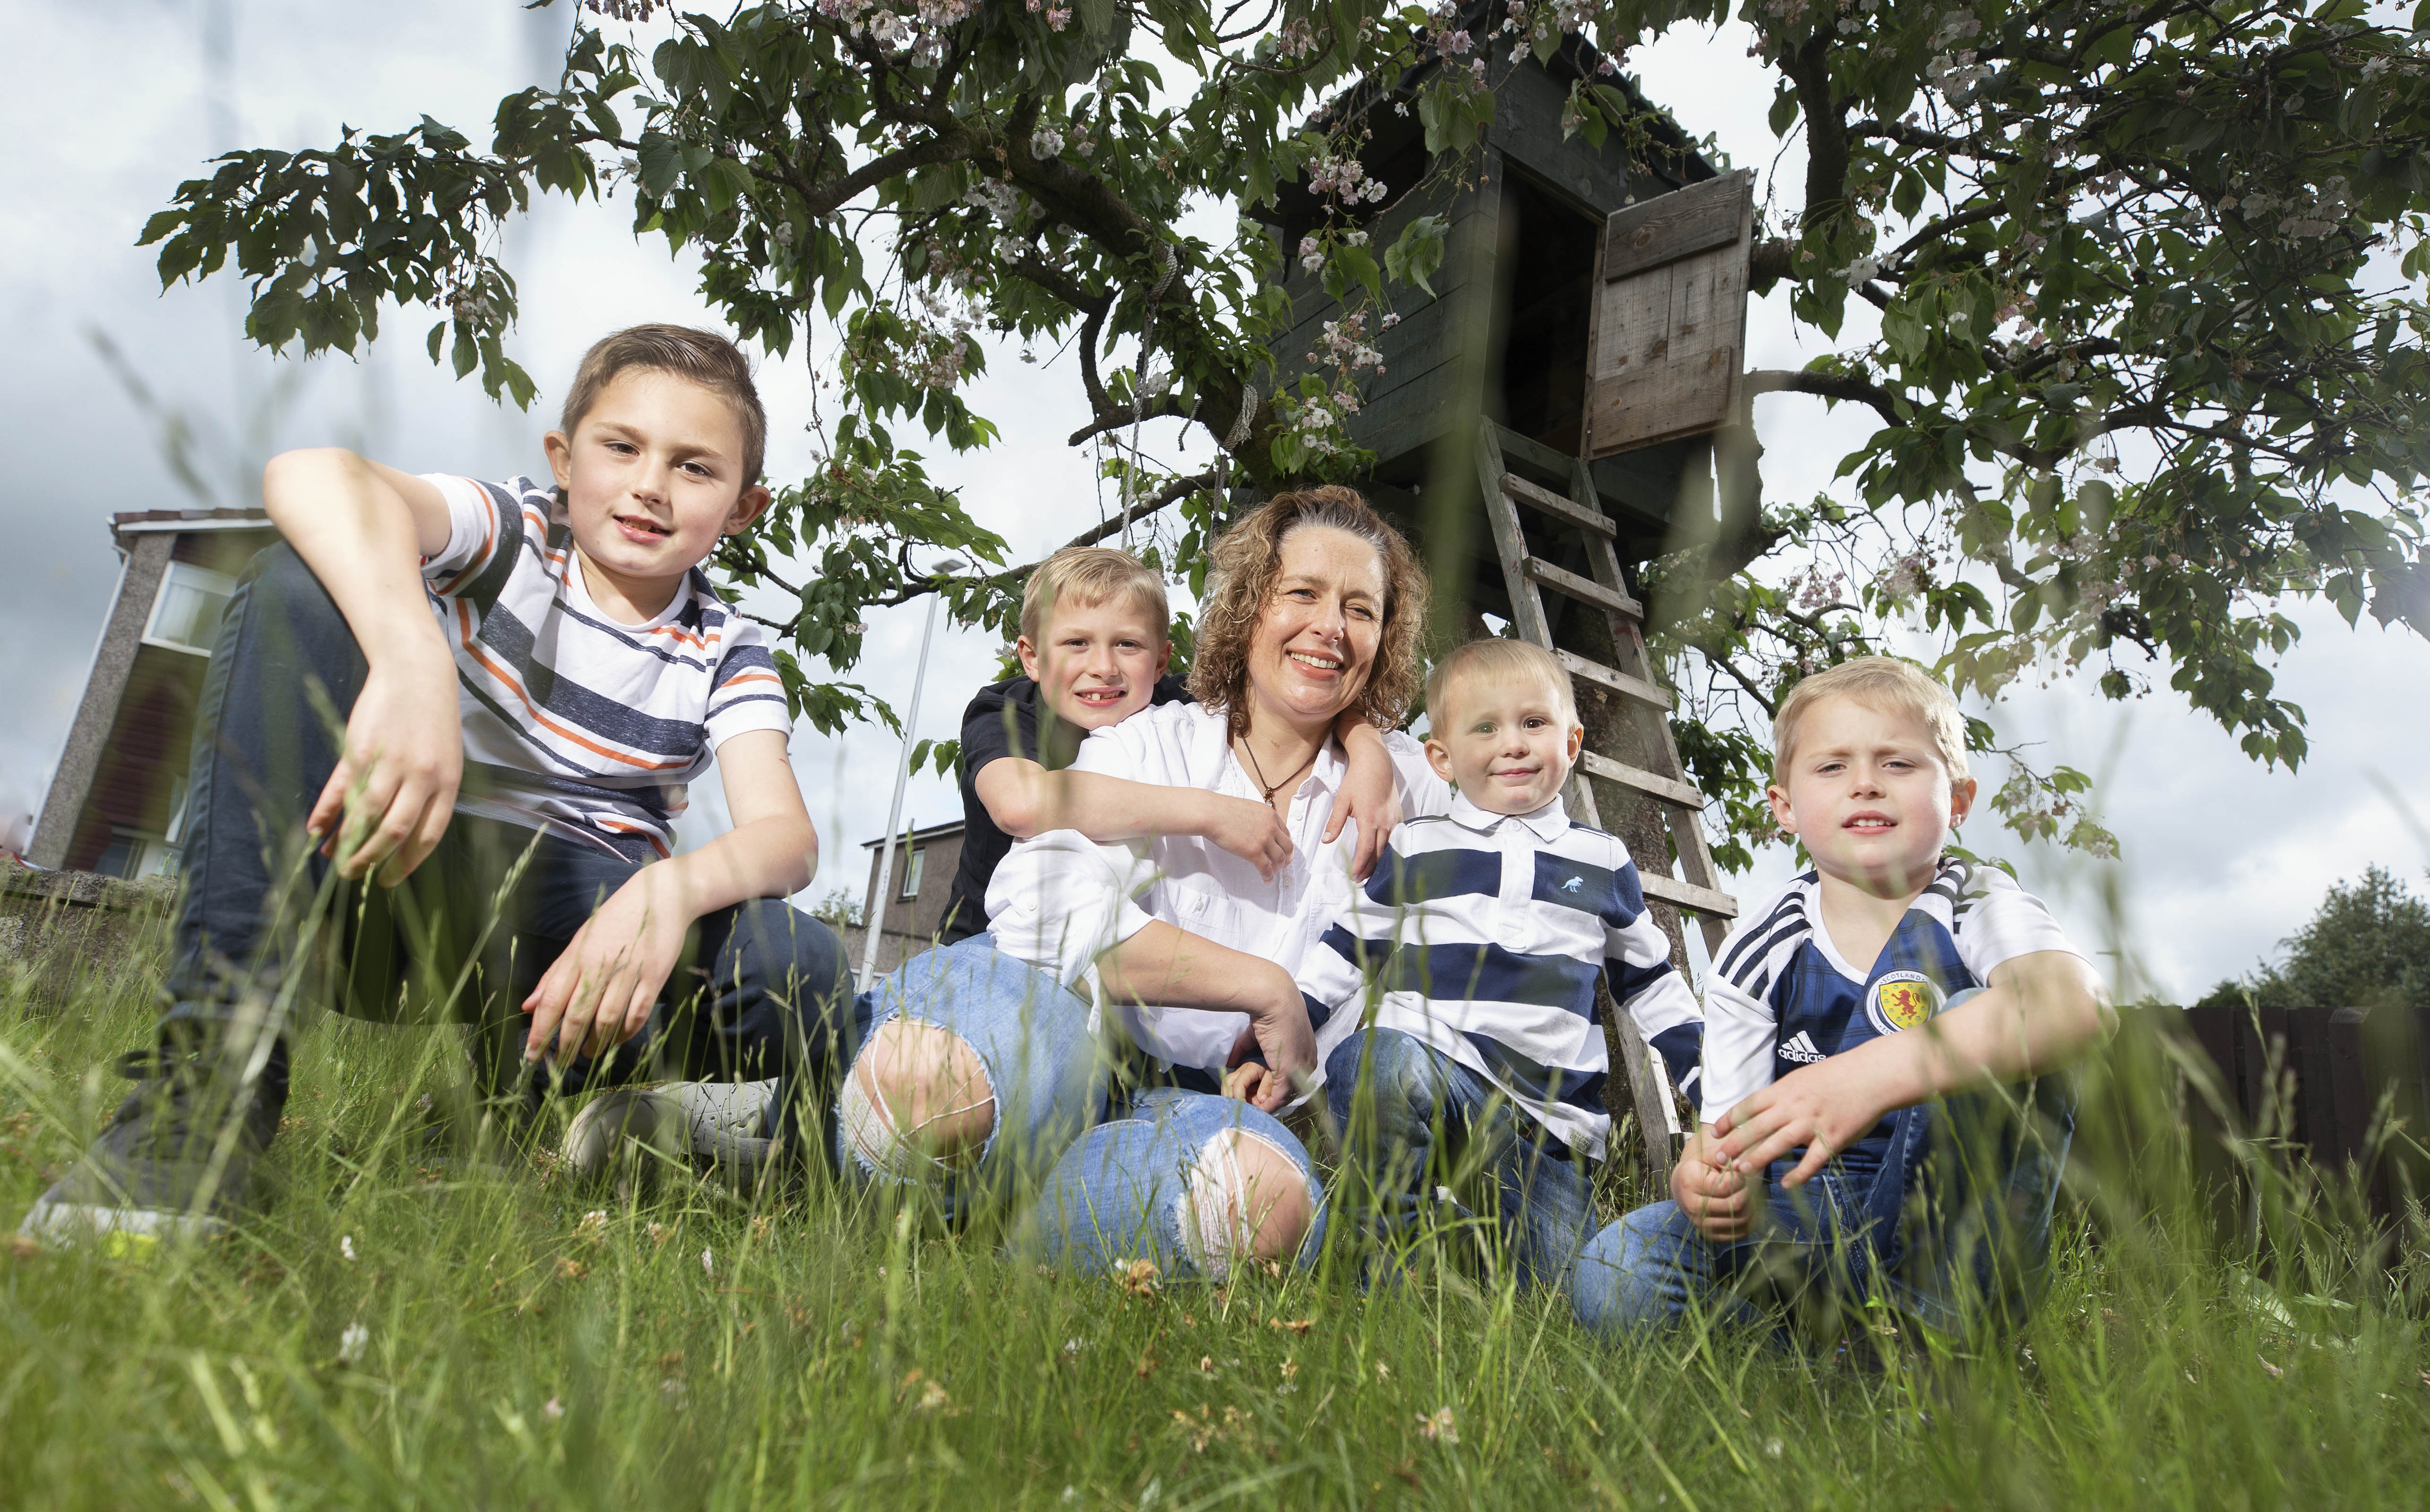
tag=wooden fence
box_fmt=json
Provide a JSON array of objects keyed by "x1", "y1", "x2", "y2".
[{"x1": 2173, "y1": 1000, "x2": 2430, "y2": 1223}]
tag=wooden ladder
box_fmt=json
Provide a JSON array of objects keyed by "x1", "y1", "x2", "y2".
[{"x1": 1472, "y1": 416, "x2": 1739, "y2": 1177}]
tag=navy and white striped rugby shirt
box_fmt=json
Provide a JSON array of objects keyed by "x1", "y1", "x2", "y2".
[
  {"x1": 1700, "y1": 857, "x2": 2079, "y2": 1176},
  {"x1": 1301, "y1": 792, "x2": 1705, "y2": 1160},
  {"x1": 417, "y1": 475, "x2": 793, "y2": 861}
]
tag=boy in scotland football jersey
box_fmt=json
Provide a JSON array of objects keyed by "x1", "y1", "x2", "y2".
[
  {"x1": 1571, "y1": 657, "x2": 2111, "y2": 1341},
  {"x1": 1258, "y1": 638, "x2": 1705, "y2": 1285},
  {"x1": 22, "y1": 326, "x2": 850, "y2": 1246}
]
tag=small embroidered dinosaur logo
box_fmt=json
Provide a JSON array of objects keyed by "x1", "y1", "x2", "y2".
[{"x1": 1561, "y1": 876, "x2": 1583, "y2": 893}]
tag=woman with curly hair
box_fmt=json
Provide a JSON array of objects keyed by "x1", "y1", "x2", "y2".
[{"x1": 834, "y1": 485, "x2": 1447, "y2": 1279}]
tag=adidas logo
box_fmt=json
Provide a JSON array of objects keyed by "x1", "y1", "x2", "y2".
[{"x1": 1777, "y1": 1031, "x2": 1827, "y2": 1065}]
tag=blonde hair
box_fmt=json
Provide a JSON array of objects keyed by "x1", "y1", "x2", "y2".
[
  {"x1": 1425, "y1": 637, "x2": 1577, "y2": 726},
  {"x1": 1772, "y1": 656, "x2": 1970, "y2": 780},
  {"x1": 1018, "y1": 546, "x2": 1171, "y2": 644},
  {"x1": 1187, "y1": 486, "x2": 1429, "y2": 737},
  {"x1": 561, "y1": 324, "x2": 768, "y2": 484}
]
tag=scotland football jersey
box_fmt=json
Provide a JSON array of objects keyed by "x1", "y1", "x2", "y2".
[{"x1": 1699, "y1": 858, "x2": 2078, "y2": 1178}]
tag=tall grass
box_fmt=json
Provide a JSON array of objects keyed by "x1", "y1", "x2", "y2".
[{"x1": 1, "y1": 914, "x2": 2425, "y2": 1511}]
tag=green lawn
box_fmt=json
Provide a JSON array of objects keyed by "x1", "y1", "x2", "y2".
[{"x1": 2, "y1": 928, "x2": 2425, "y2": 1511}]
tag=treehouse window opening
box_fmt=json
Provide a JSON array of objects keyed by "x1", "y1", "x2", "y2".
[{"x1": 1490, "y1": 171, "x2": 1600, "y2": 457}]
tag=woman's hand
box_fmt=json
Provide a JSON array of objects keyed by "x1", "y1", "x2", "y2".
[
  {"x1": 307, "y1": 640, "x2": 464, "y2": 886},
  {"x1": 1236, "y1": 975, "x2": 1316, "y2": 1112},
  {"x1": 1199, "y1": 793, "x2": 1294, "y2": 882},
  {"x1": 522, "y1": 865, "x2": 695, "y2": 1065}
]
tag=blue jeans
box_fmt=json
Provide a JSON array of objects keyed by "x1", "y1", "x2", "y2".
[
  {"x1": 836, "y1": 935, "x2": 1107, "y2": 1214},
  {"x1": 1326, "y1": 1028, "x2": 1594, "y2": 1287},
  {"x1": 1025, "y1": 1088, "x2": 1327, "y2": 1279},
  {"x1": 1572, "y1": 1079, "x2": 2076, "y2": 1342},
  {"x1": 838, "y1": 936, "x2": 1329, "y2": 1274},
  {"x1": 156, "y1": 541, "x2": 853, "y2": 1147}
]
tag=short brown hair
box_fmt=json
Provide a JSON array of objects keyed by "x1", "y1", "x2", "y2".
[
  {"x1": 560, "y1": 324, "x2": 768, "y2": 485},
  {"x1": 1425, "y1": 637, "x2": 1577, "y2": 727},
  {"x1": 1772, "y1": 656, "x2": 1970, "y2": 781},
  {"x1": 1018, "y1": 546, "x2": 1172, "y2": 644},
  {"x1": 1187, "y1": 486, "x2": 1429, "y2": 735}
]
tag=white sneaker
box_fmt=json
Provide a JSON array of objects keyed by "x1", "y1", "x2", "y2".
[{"x1": 563, "y1": 1081, "x2": 775, "y2": 1181}]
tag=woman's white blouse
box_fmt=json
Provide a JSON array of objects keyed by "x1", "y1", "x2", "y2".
[{"x1": 985, "y1": 700, "x2": 1450, "y2": 1073}]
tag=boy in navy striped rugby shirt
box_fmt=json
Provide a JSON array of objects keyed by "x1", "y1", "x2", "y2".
[
  {"x1": 23, "y1": 326, "x2": 850, "y2": 1247},
  {"x1": 1242, "y1": 637, "x2": 1704, "y2": 1286},
  {"x1": 1573, "y1": 657, "x2": 2111, "y2": 1342}
]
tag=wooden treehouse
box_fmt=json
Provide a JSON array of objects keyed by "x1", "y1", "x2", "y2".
[{"x1": 1258, "y1": 28, "x2": 1758, "y2": 1180}]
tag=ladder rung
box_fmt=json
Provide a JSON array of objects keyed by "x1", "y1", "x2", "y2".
[
  {"x1": 1556, "y1": 649, "x2": 1673, "y2": 711},
  {"x1": 1524, "y1": 557, "x2": 1643, "y2": 619},
  {"x1": 1579, "y1": 750, "x2": 1708, "y2": 810},
  {"x1": 1639, "y1": 871, "x2": 1740, "y2": 919},
  {"x1": 1501, "y1": 473, "x2": 1616, "y2": 538}
]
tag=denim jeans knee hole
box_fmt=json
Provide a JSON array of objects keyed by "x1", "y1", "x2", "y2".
[
  {"x1": 1177, "y1": 1129, "x2": 1308, "y2": 1280},
  {"x1": 837, "y1": 1035, "x2": 996, "y2": 1183}
]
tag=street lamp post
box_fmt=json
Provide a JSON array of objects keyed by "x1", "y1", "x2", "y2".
[{"x1": 859, "y1": 558, "x2": 965, "y2": 991}]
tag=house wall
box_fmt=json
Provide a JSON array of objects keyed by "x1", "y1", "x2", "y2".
[
  {"x1": 35, "y1": 524, "x2": 277, "y2": 875},
  {"x1": 60, "y1": 647, "x2": 203, "y2": 873},
  {"x1": 30, "y1": 533, "x2": 173, "y2": 868},
  {"x1": 861, "y1": 828, "x2": 969, "y2": 954}
]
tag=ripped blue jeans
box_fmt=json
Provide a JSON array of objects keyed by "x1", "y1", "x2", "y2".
[{"x1": 834, "y1": 935, "x2": 1326, "y2": 1278}]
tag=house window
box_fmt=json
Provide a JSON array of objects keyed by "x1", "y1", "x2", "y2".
[
  {"x1": 144, "y1": 562, "x2": 238, "y2": 657},
  {"x1": 898, "y1": 846, "x2": 925, "y2": 901}
]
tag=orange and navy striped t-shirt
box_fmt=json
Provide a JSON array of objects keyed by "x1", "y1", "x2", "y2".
[{"x1": 418, "y1": 474, "x2": 792, "y2": 861}]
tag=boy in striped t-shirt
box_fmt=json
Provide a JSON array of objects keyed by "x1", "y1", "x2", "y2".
[
  {"x1": 1268, "y1": 638, "x2": 1704, "y2": 1286},
  {"x1": 1572, "y1": 657, "x2": 2111, "y2": 1344},
  {"x1": 24, "y1": 326, "x2": 847, "y2": 1246}
]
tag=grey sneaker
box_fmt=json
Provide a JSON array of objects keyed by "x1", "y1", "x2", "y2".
[
  {"x1": 563, "y1": 1081, "x2": 775, "y2": 1184},
  {"x1": 18, "y1": 1044, "x2": 285, "y2": 1250}
]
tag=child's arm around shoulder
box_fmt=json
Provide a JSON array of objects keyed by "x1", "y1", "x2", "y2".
[
  {"x1": 259, "y1": 449, "x2": 465, "y2": 887},
  {"x1": 972, "y1": 708, "x2": 1293, "y2": 880}
]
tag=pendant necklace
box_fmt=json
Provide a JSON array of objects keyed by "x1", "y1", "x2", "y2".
[{"x1": 1237, "y1": 735, "x2": 1319, "y2": 809}]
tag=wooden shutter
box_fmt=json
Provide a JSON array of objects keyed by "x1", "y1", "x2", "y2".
[{"x1": 1583, "y1": 170, "x2": 1754, "y2": 458}]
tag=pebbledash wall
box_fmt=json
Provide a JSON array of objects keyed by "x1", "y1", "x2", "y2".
[{"x1": 0, "y1": 859, "x2": 175, "y2": 986}]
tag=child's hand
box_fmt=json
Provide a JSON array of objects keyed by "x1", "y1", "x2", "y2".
[
  {"x1": 308, "y1": 647, "x2": 464, "y2": 886},
  {"x1": 1226, "y1": 1009, "x2": 1302, "y2": 1114},
  {"x1": 1710, "y1": 1055, "x2": 1898, "y2": 1189},
  {"x1": 1201, "y1": 794, "x2": 1294, "y2": 882},
  {"x1": 1325, "y1": 740, "x2": 1403, "y2": 883},
  {"x1": 1672, "y1": 1129, "x2": 1754, "y2": 1241},
  {"x1": 1222, "y1": 1061, "x2": 1270, "y2": 1104},
  {"x1": 522, "y1": 865, "x2": 695, "y2": 1065}
]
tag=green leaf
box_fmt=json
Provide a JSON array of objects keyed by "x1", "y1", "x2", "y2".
[
  {"x1": 636, "y1": 132, "x2": 683, "y2": 196},
  {"x1": 1767, "y1": 86, "x2": 1799, "y2": 137},
  {"x1": 1383, "y1": 214, "x2": 1448, "y2": 297}
]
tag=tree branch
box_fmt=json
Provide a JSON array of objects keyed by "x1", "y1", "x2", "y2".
[
  {"x1": 1747, "y1": 368, "x2": 1907, "y2": 429},
  {"x1": 1068, "y1": 398, "x2": 1189, "y2": 447},
  {"x1": 970, "y1": 469, "x2": 1224, "y2": 595},
  {"x1": 1060, "y1": 468, "x2": 1219, "y2": 551},
  {"x1": 1705, "y1": 652, "x2": 1780, "y2": 719},
  {"x1": 791, "y1": 133, "x2": 974, "y2": 217}
]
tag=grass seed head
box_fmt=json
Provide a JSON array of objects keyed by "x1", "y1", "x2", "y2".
[{"x1": 1118, "y1": 1258, "x2": 1162, "y2": 1298}]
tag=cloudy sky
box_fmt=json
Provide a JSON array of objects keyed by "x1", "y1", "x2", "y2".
[{"x1": 9, "y1": 0, "x2": 2427, "y2": 1002}]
